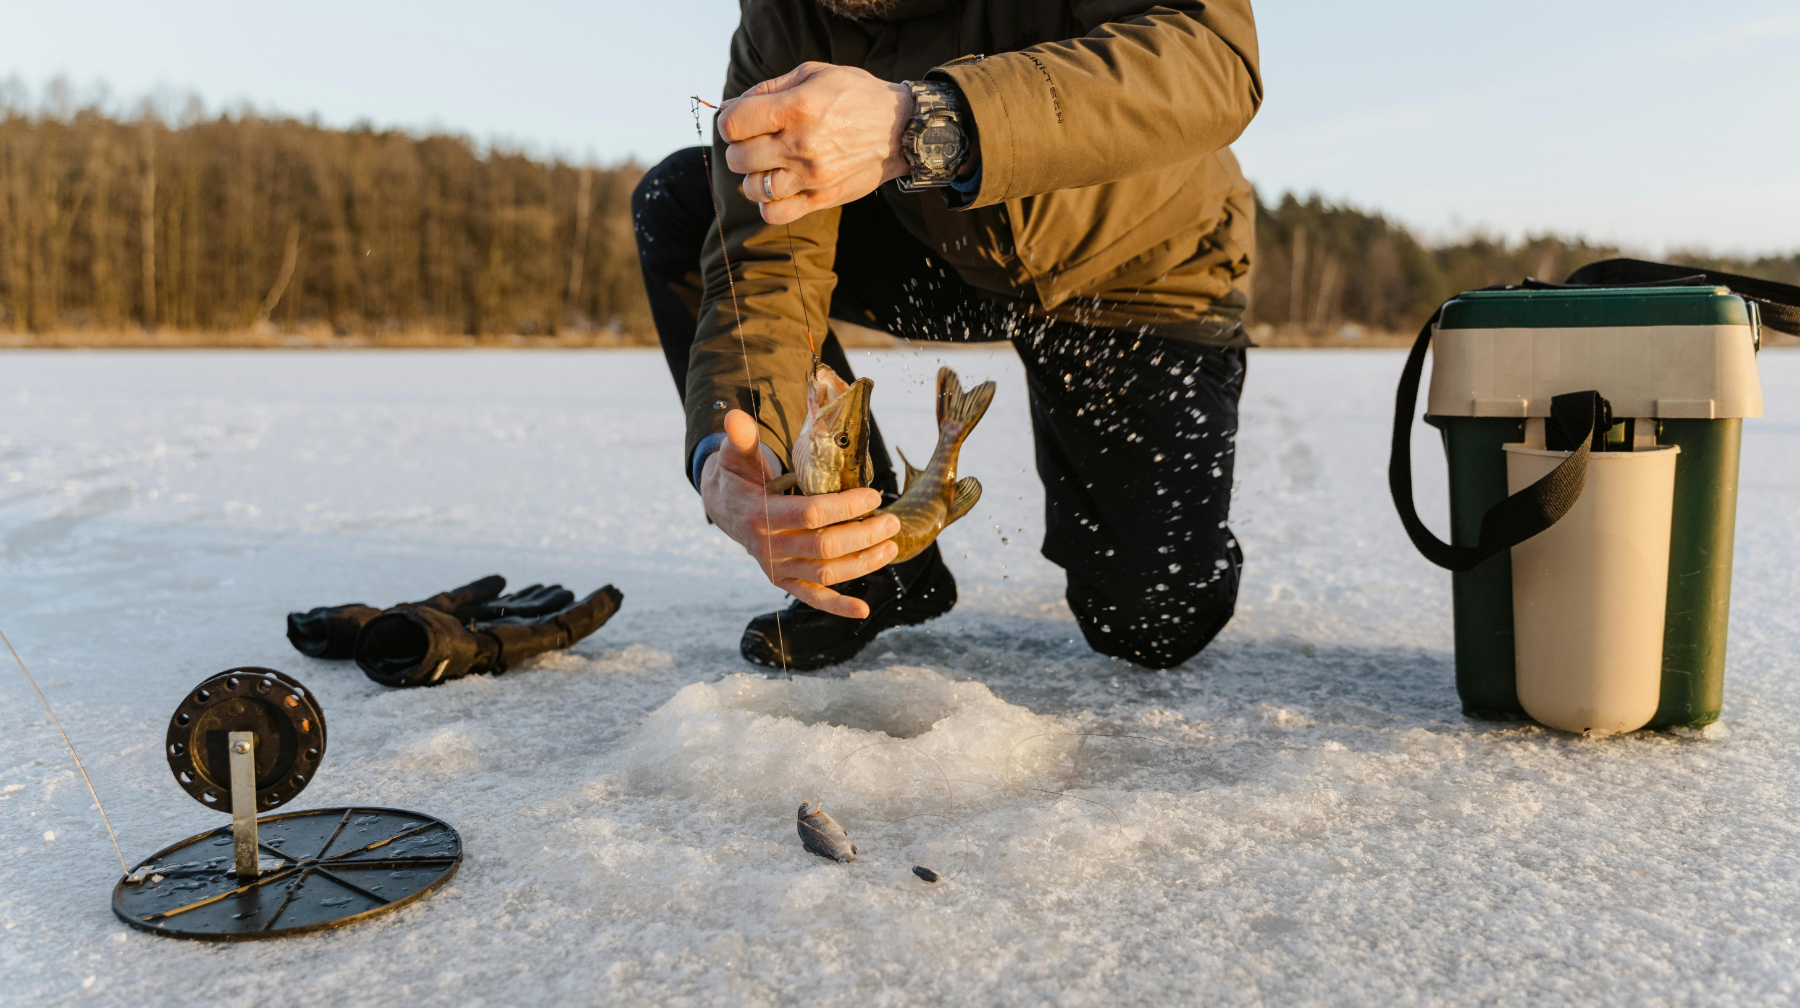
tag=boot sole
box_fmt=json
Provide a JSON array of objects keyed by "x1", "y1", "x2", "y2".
[{"x1": 741, "y1": 558, "x2": 958, "y2": 672}]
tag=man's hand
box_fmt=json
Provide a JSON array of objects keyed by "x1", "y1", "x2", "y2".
[
  {"x1": 701, "y1": 409, "x2": 900, "y2": 618},
  {"x1": 720, "y1": 62, "x2": 912, "y2": 226}
]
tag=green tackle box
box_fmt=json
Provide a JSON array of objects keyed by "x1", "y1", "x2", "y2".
[{"x1": 1424, "y1": 285, "x2": 1763, "y2": 728}]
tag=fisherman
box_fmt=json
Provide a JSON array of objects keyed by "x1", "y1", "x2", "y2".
[{"x1": 634, "y1": 0, "x2": 1261, "y2": 671}]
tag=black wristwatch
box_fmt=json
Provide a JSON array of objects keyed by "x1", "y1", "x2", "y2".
[{"x1": 896, "y1": 79, "x2": 969, "y2": 192}]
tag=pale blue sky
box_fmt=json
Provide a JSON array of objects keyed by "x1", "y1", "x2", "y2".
[{"x1": 6, "y1": 0, "x2": 1797, "y2": 255}]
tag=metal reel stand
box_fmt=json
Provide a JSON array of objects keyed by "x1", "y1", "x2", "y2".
[{"x1": 112, "y1": 667, "x2": 463, "y2": 940}]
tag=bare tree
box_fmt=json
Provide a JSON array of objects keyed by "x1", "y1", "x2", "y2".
[
  {"x1": 255, "y1": 221, "x2": 300, "y2": 329},
  {"x1": 566, "y1": 166, "x2": 593, "y2": 324},
  {"x1": 138, "y1": 118, "x2": 156, "y2": 329}
]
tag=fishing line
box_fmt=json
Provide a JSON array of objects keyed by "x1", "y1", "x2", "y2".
[
  {"x1": 1, "y1": 624, "x2": 129, "y2": 872},
  {"x1": 823, "y1": 737, "x2": 956, "y2": 807},
  {"x1": 947, "y1": 783, "x2": 1127, "y2": 854},
  {"x1": 844, "y1": 811, "x2": 972, "y2": 891},
  {"x1": 784, "y1": 203, "x2": 903, "y2": 626},
  {"x1": 1003, "y1": 732, "x2": 1222, "y2": 782},
  {"x1": 819, "y1": 738, "x2": 971, "y2": 890},
  {"x1": 784, "y1": 224, "x2": 818, "y2": 361},
  {"x1": 692, "y1": 96, "x2": 789, "y2": 674}
]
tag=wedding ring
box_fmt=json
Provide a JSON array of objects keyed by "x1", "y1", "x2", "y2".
[{"x1": 762, "y1": 171, "x2": 775, "y2": 201}]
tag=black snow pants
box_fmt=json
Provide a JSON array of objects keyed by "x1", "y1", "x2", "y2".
[{"x1": 633, "y1": 147, "x2": 1247, "y2": 669}]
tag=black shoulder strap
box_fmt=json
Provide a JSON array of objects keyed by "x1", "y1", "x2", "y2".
[
  {"x1": 1562, "y1": 258, "x2": 1800, "y2": 337},
  {"x1": 1388, "y1": 309, "x2": 1612, "y2": 573}
]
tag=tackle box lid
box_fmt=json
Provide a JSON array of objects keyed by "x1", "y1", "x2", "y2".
[
  {"x1": 1428, "y1": 286, "x2": 1763, "y2": 420},
  {"x1": 1440, "y1": 285, "x2": 1754, "y2": 330}
]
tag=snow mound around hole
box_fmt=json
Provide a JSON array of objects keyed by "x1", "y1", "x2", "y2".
[
  {"x1": 612, "y1": 667, "x2": 1051, "y2": 808},
  {"x1": 570, "y1": 668, "x2": 1224, "y2": 891}
]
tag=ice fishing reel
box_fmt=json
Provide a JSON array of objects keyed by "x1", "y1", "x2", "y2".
[
  {"x1": 164, "y1": 668, "x2": 325, "y2": 814},
  {"x1": 112, "y1": 668, "x2": 463, "y2": 940}
]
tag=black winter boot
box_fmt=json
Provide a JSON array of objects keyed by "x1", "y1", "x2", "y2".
[{"x1": 741, "y1": 542, "x2": 956, "y2": 671}]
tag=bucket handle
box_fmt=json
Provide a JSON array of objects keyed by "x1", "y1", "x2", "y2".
[{"x1": 1388, "y1": 309, "x2": 1613, "y2": 573}]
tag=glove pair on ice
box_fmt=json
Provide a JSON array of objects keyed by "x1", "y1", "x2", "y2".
[{"x1": 286, "y1": 575, "x2": 623, "y2": 688}]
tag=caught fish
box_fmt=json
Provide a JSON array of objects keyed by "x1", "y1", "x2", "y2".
[
  {"x1": 911, "y1": 865, "x2": 940, "y2": 883},
  {"x1": 879, "y1": 366, "x2": 995, "y2": 563},
  {"x1": 797, "y1": 801, "x2": 857, "y2": 863},
  {"x1": 766, "y1": 360, "x2": 875, "y2": 495}
]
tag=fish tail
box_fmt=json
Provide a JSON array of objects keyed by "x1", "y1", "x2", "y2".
[
  {"x1": 934, "y1": 367, "x2": 960, "y2": 428},
  {"x1": 935, "y1": 367, "x2": 995, "y2": 438}
]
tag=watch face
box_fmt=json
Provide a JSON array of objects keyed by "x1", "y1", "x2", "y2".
[{"x1": 917, "y1": 113, "x2": 965, "y2": 173}]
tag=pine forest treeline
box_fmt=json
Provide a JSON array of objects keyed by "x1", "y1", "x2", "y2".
[
  {"x1": 0, "y1": 105, "x2": 648, "y2": 339},
  {"x1": 2, "y1": 101, "x2": 1795, "y2": 344},
  {"x1": 1248, "y1": 191, "x2": 1800, "y2": 336}
]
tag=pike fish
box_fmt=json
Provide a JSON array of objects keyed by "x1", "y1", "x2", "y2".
[
  {"x1": 797, "y1": 801, "x2": 857, "y2": 862},
  {"x1": 766, "y1": 360, "x2": 875, "y2": 496},
  {"x1": 879, "y1": 366, "x2": 994, "y2": 563}
]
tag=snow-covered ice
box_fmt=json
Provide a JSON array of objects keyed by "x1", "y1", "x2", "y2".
[{"x1": 2, "y1": 347, "x2": 1798, "y2": 1007}]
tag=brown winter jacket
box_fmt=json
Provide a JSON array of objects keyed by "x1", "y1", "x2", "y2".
[{"x1": 686, "y1": 0, "x2": 1262, "y2": 474}]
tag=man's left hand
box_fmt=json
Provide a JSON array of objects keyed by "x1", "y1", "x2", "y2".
[{"x1": 719, "y1": 62, "x2": 911, "y2": 225}]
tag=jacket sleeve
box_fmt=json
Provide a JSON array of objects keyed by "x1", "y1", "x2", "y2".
[
  {"x1": 683, "y1": 15, "x2": 838, "y2": 481},
  {"x1": 932, "y1": 0, "x2": 1261, "y2": 208}
]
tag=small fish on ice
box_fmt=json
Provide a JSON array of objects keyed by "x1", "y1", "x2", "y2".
[{"x1": 797, "y1": 801, "x2": 857, "y2": 863}]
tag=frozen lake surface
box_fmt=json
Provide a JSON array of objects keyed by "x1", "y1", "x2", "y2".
[{"x1": 2, "y1": 347, "x2": 1798, "y2": 1007}]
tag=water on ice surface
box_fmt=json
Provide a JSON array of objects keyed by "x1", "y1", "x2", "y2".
[{"x1": 2, "y1": 348, "x2": 1799, "y2": 1006}]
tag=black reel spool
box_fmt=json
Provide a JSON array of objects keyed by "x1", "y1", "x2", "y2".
[
  {"x1": 114, "y1": 668, "x2": 462, "y2": 941},
  {"x1": 164, "y1": 668, "x2": 326, "y2": 812}
]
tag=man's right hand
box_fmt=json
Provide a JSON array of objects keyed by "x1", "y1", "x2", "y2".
[{"x1": 701, "y1": 409, "x2": 900, "y2": 619}]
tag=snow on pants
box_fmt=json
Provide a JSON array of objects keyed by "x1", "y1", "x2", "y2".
[{"x1": 634, "y1": 147, "x2": 1246, "y2": 669}]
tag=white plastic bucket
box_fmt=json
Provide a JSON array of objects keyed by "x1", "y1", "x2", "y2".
[{"x1": 1503, "y1": 444, "x2": 1681, "y2": 735}]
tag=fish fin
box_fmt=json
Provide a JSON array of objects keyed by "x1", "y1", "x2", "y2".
[
  {"x1": 896, "y1": 447, "x2": 924, "y2": 493},
  {"x1": 766, "y1": 473, "x2": 798, "y2": 493},
  {"x1": 938, "y1": 368, "x2": 995, "y2": 434},
  {"x1": 947, "y1": 476, "x2": 982, "y2": 525}
]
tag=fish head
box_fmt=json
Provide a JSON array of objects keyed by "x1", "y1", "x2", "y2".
[
  {"x1": 797, "y1": 362, "x2": 875, "y2": 493},
  {"x1": 797, "y1": 801, "x2": 820, "y2": 820}
]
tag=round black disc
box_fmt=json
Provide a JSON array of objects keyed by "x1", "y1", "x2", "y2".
[
  {"x1": 165, "y1": 668, "x2": 326, "y2": 813},
  {"x1": 113, "y1": 807, "x2": 461, "y2": 940}
]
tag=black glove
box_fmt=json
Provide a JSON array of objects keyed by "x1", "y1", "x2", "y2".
[
  {"x1": 462, "y1": 583, "x2": 575, "y2": 621},
  {"x1": 285, "y1": 575, "x2": 509, "y2": 659},
  {"x1": 355, "y1": 586, "x2": 625, "y2": 687}
]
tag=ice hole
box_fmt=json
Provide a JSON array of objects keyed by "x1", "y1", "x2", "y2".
[{"x1": 711, "y1": 667, "x2": 996, "y2": 739}]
